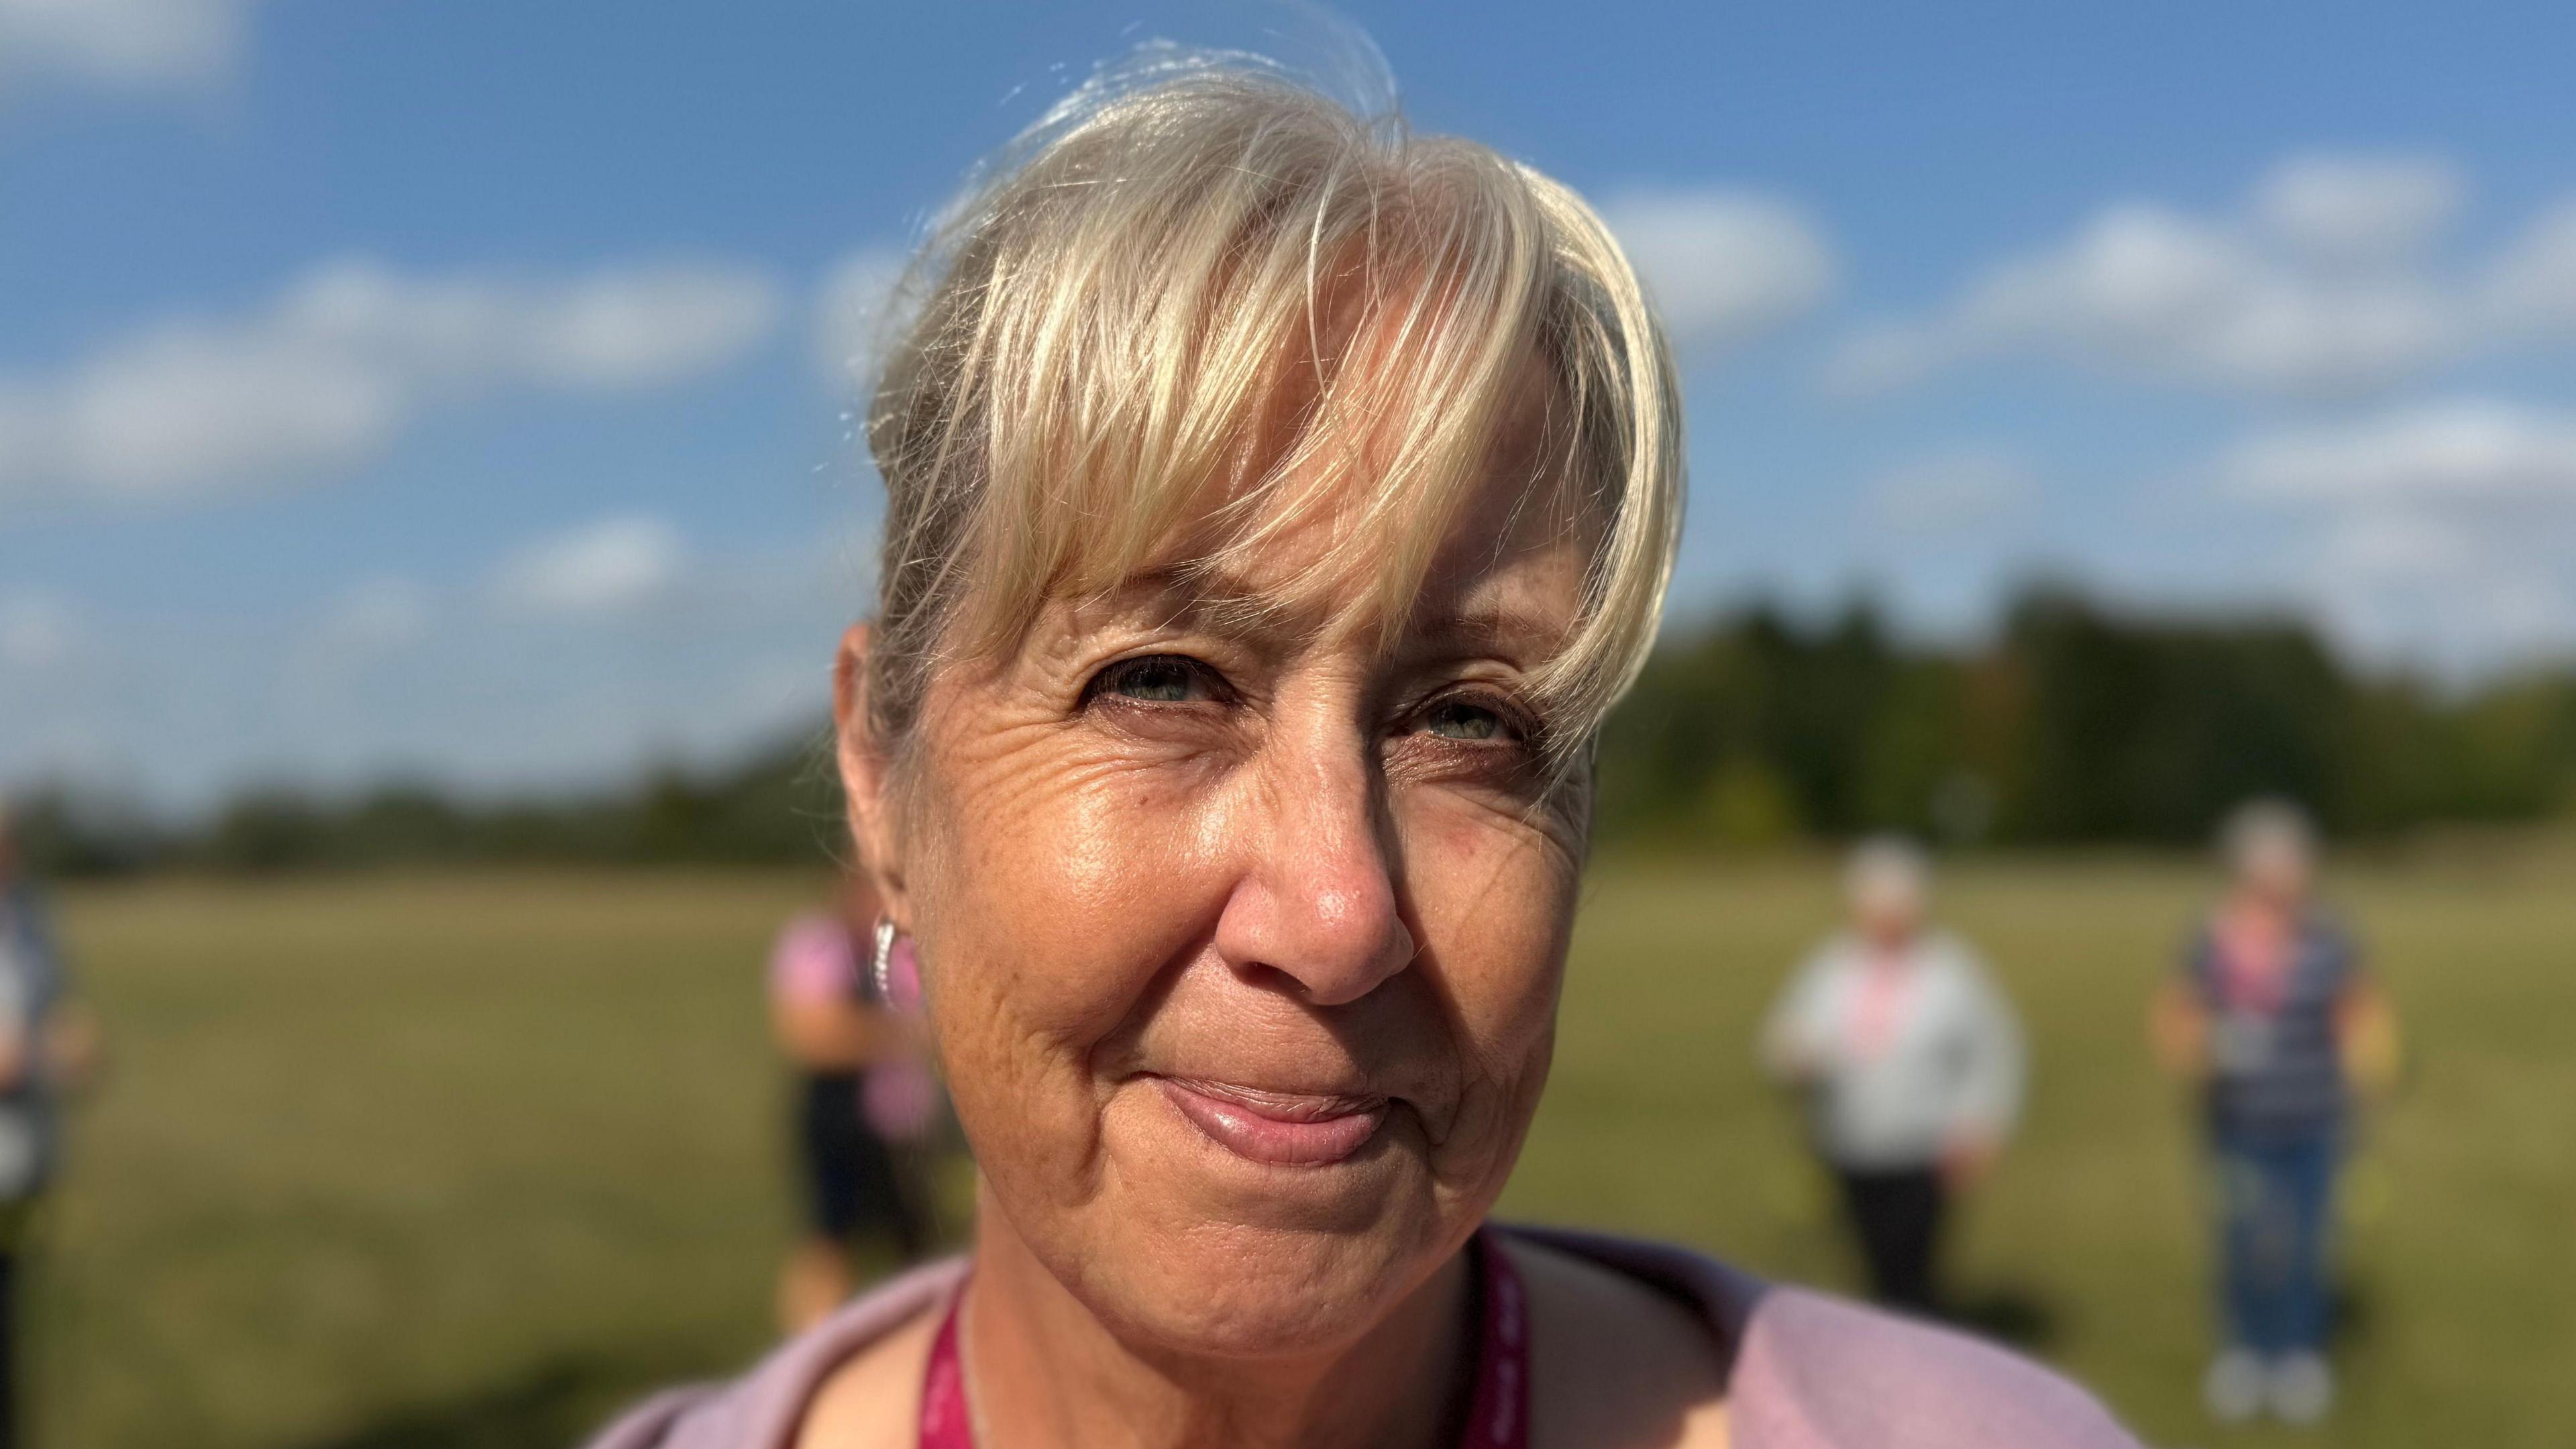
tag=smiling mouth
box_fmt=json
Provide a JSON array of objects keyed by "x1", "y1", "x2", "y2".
[{"x1": 1153, "y1": 1076, "x2": 1391, "y2": 1167}]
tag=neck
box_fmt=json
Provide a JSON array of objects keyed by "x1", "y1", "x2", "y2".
[
  {"x1": 959, "y1": 1191, "x2": 1474, "y2": 1449},
  {"x1": 1863, "y1": 929, "x2": 1917, "y2": 959}
]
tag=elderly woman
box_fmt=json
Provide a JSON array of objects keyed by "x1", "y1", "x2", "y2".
[
  {"x1": 1762, "y1": 839, "x2": 2025, "y2": 1318},
  {"x1": 592, "y1": 55, "x2": 2137, "y2": 1449},
  {"x1": 2152, "y1": 801, "x2": 2399, "y2": 1428}
]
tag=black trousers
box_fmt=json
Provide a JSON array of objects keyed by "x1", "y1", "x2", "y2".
[
  {"x1": 1835, "y1": 1165, "x2": 1947, "y2": 1316},
  {"x1": 796, "y1": 1073, "x2": 928, "y2": 1258}
]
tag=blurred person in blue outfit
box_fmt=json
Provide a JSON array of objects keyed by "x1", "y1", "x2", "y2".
[
  {"x1": 1763, "y1": 837, "x2": 2026, "y2": 1318},
  {"x1": 0, "y1": 810, "x2": 100, "y2": 1448},
  {"x1": 2151, "y1": 800, "x2": 2401, "y2": 1428}
]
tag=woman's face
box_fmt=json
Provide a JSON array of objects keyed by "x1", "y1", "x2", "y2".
[
  {"x1": 848, "y1": 460, "x2": 1592, "y2": 1358},
  {"x1": 2237, "y1": 837, "x2": 2314, "y2": 908}
]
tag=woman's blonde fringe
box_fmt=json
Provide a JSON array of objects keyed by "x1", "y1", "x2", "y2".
[{"x1": 862, "y1": 53, "x2": 1682, "y2": 780}]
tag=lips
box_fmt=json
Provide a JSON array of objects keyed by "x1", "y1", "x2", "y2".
[{"x1": 1155, "y1": 1075, "x2": 1390, "y2": 1167}]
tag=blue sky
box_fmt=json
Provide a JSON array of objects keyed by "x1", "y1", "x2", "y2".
[{"x1": 9, "y1": 0, "x2": 2576, "y2": 808}]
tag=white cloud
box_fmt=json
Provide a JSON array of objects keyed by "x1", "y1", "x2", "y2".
[
  {"x1": 0, "y1": 590, "x2": 76, "y2": 668},
  {"x1": 2220, "y1": 401, "x2": 2576, "y2": 669},
  {"x1": 1826, "y1": 198, "x2": 2462, "y2": 396},
  {"x1": 0, "y1": 257, "x2": 782, "y2": 507},
  {"x1": 316, "y1": 576, "x2": 433, "y2": 653},
  {"x1": 2312, "y1": 506, "x2": 2479, "y2": 582},
  {"x1": 2482, "y1": 201, "x2": 2576, "y2": 334},
  {"x1": 511, "y1": 266, "x2": 783, "y2": 390},
  {"x1": 490, "y1": 515, "x2": 688, "y2": 617},
  {"x1": 274, "y1": 575, "x2": 434, "y2": 718},
  {"x1": 1599, "y1": 189, "x2": 1837, "y2": 356},
  {"x1": 1866, "y1": 448, "x2": 2038, "y2": 533},
  {"x1": 0, "y1": 0, "x2": 254, "y2": 95},
  {"x1": 2302, "y1": 504, "x2": 2576, "y2": 669},
  {"x1": 2223, "y1": 400, "x2": 2576, "y2": 502},
  {"x1": 1820, "y1": 154, "x2": 2576, "y2": 399},
  {"x1": 0, "y1": 533, "x2": 855, "y2": 808},
  {"x1": 2252, "y1": 154, "x2": 2465, "y2": 262},
  {"x1": 813, "y1": 246, "x2": 908, "y2": 391}
]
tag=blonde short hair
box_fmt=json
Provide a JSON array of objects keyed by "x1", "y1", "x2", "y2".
[
  {"x1": 2220, "y1": 798, "x2": 2318, "y2": 874},
  {"x1": 863, "y1": 50, "x2": 1683, "y2": 771}
]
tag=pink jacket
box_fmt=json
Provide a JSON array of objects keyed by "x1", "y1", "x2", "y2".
[{"x1": 586, "y1": 1226, "x2": 2139, "y2": 1448}]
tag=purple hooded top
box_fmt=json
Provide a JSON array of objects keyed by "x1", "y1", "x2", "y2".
[{"x1": 585, "y1": 1226, "x2": 2140, "y2": 1449}]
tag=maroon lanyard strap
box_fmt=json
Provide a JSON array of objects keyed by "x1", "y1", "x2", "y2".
[
  {"x1": 916, "y1": 1293, "x2": 974, "y2": 1449},
  {"x1": 1463, "y1": 1231, "x2": 1533, "y2": 1448},
  {"x1": 917, "y1": 1231, "x2": 1531, "y2": 1449}
]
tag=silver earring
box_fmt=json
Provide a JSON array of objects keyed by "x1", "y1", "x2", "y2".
[{"x1": 871, "y1": 916, "x2": 898, "y2": 1004}]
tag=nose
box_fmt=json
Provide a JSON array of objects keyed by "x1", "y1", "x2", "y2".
[{"x1": 1210, "y1": 731, "x2": 1416, "y2": 1008}]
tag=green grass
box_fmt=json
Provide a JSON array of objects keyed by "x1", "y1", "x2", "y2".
[{"x1": 36, "y1": 852, "x2": 2576, "y2": 1446}]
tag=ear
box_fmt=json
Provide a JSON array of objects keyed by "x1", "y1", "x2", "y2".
[{"x1": 833, "y1": 623, "x2": 910, "y2": 927}]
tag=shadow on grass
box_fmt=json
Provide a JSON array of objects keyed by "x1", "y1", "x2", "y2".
[
  {"x1": 2329, "y1": 1275, "x2": 2377, "y2": 1348},
  {"x1": 1945, "y1": 1273, "x2": 2371, "y2": 1360},
  {"x1": 1948, "y1": 1284, "x2": 2060, "y2": 1352},
  {"x1": 292, "y1": 1356, "x2": 690, "y2": 1449}
]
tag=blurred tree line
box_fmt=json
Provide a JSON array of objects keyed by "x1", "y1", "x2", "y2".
[
  {"x1": 13, "y1": 584, "x2": 2576, "y2": 876},
  {"x1": 1597, "y1": 585, "x2": 2576, "y2": 848},
  {"x1": 8, "y1": 740, "x2": 849, "y2": 877}
]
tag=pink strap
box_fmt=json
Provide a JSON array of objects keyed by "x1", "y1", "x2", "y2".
[
  {"x1": 916, "y1": 1290, "x2": 974, "y2": 1449},
  {"x1": 1847, "y1": 951, "x2": 1916, "y2": 1063},
  {"x1": 917, "y1": 1232, "x2": 1530, "y2": 1449},
  {"x1": 2215, "y1": 913, "x2": 2292, "y2": 1016}
]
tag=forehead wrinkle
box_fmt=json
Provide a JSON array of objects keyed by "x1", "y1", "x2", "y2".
[
  {"x1": 1073, "y1": 552, "x2": 1564, "y2": 669},
  {"x1": 1396, "y1": 603, "x2": 1572, "y2": 672},
  {"x1": 1182, "y1": 386, "x2": 1587, "y2": 669}
]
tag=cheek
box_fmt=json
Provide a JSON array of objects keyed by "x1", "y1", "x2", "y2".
[
  {"x1": 1401, "y1": 794, "x2": 1580, "y2": 1155},
  {"x1": 906, "y1": 719, "x2": 1228, "y2": 1138}
]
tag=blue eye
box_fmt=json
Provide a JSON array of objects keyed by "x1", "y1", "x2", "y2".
[
  {"x1": 1423, "y1": 697, "x2": 1509, "y2": 741},
  {"x1": 1095, "y1": 656, "x2": 1210, "y2": 703}
]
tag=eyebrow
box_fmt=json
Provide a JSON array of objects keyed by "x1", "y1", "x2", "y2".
[
  {"x1": 1095, "y1": 568, "x2": 1562, "y2": 667},
  {"x1": 1399, "y1": 604, "x2": 1567, "y2": 665},
  {"x1": 1104, "y1": 568, "x2": 1301, "y2": 637}
]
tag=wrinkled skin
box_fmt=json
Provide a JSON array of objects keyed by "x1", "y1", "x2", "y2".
[{"x1": 837, "y1": 466, "x2": 1596, "y2": 1371}]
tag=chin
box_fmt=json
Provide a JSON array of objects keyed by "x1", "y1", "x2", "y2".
[
  {"x1": 1022, "y1": 1108, "x2": 1468, "y2": 1360},
  {"x1": 967, "y1": 1076, "x2": 1507, "y2": 1362},
  {"x1": 1081, "y1": 1211, "x2": 1447, "y2": 1360}
]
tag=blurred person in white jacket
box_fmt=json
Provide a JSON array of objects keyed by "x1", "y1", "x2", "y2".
[{"x1": 1764, "y1": 837, "x2": 2025, "y2": 1316}]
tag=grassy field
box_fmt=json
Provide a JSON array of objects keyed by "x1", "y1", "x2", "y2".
[{"x1": 33, "y1": 849, "x2": 2575, "y2": 1446}]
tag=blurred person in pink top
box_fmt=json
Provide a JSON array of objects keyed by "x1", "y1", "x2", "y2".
[{"x1": 769, "y1": 871, "x2": 940, "y2": 1332}]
